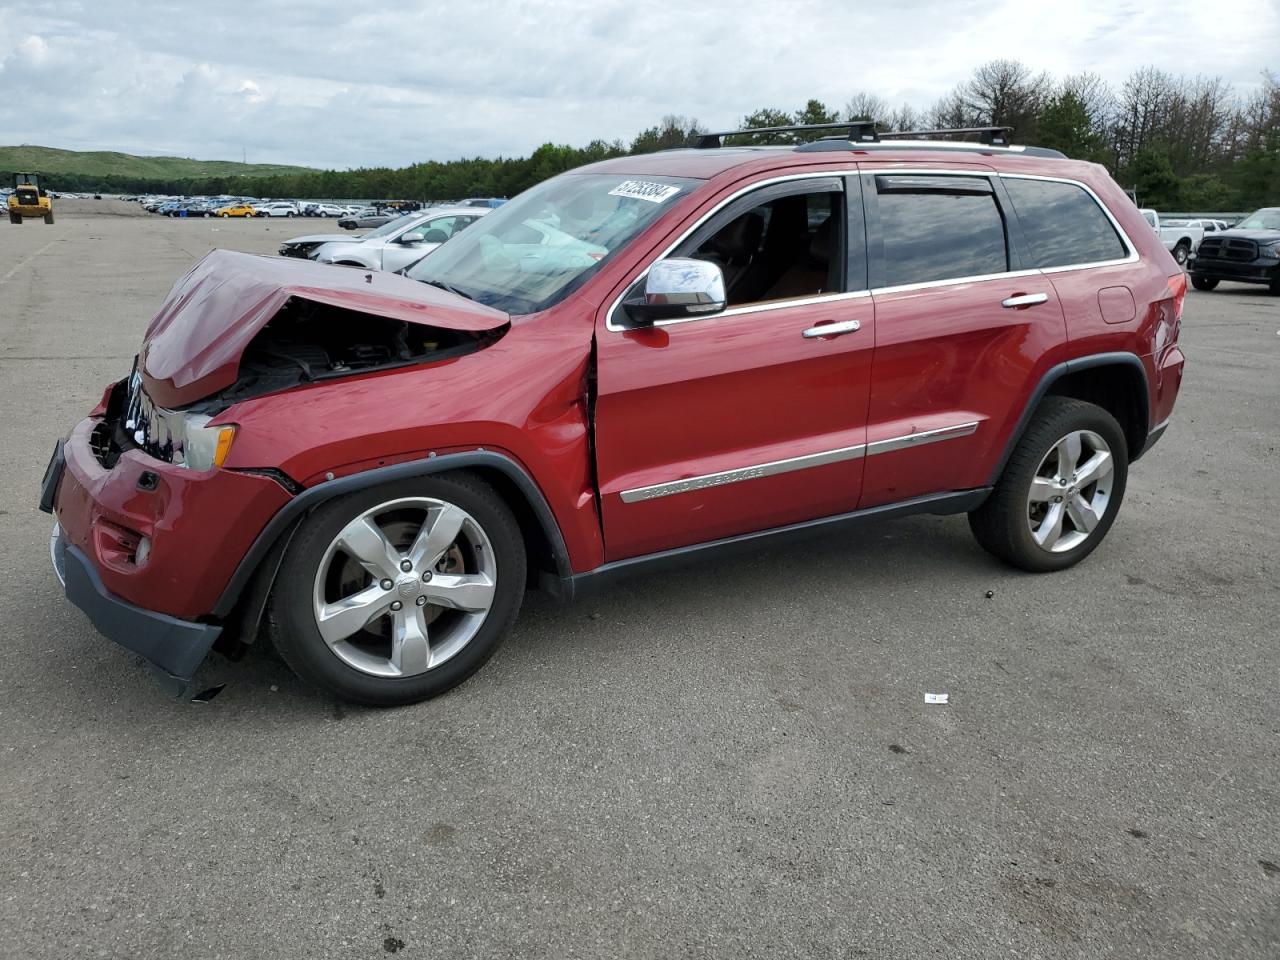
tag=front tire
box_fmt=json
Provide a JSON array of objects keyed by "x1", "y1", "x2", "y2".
[
  {"x1": 1191, "y1": 275, "x2": 1218, "y2": 291},
  {"x1": 268, "y1": 473, "x2": 526, "y2": 706},
  {"x1": 969, "y1": 397, "x2": 1128, "y2": 572}
]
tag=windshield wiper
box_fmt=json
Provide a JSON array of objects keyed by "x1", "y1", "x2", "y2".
[{"x1": 419, "y1": 278, "x2": 476, "y2": 302}]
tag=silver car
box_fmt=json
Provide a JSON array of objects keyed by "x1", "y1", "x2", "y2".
[{"x1": 311, "y1": 206, "x2": 490, "y2": 272}]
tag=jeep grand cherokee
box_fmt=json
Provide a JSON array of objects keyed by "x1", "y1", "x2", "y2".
[{"x1": 41, "y1": 124, "x2": 1186, "y2": 705}]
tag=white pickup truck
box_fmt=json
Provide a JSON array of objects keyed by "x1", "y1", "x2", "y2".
[{"x1": 1140, "y1": 210, "x2": 1232, "y2": 266}]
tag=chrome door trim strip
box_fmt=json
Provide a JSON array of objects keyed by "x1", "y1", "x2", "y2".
[
  {"x1": 619, "y1": 420, "x2": 982, "y2": 503},
  {"x1": 618, "y1": 442, "x2": 867, "y2": 503},
  {"x1": 865, "y1": 421, "x2": 980, "y2": 456}
]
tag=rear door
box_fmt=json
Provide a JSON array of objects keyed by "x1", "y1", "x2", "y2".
[
  {"x1": 858, "y1": 165, "x2": 1068, "y2": 507},
  {"x1": 594, "y1": 173, "x2": 876, "y2": 560}
]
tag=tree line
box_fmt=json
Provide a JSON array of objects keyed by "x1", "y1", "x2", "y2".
[{"x1": 13, "y1": 61, "x2": 1278, "y2": 210}]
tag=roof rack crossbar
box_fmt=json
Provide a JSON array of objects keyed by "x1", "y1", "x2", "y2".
[
  {"x1": 695, "y1": 121, "x2": 879, "y2": 149},
  {"x1": 694, "y1": 122, "x2": 1016, "y2": 149},
  {"x1": 878, "y1": 126, "x2": 1013, "y2": 146}
]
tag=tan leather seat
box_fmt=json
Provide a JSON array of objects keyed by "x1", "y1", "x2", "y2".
[{"x1": 761, "y1": 216, "x2": 832, "y2": 302}]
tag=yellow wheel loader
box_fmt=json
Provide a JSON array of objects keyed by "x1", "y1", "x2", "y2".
[{"x1": 8, "y1": 173, "x2": 53, "y2": 224}]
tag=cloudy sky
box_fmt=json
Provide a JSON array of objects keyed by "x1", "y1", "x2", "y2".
[{"x1": 1, "y1": 0, "x2": 1276, "y2": 170}]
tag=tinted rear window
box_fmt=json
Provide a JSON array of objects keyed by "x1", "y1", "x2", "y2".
[
  {"x1": 877, "y1": 182, "x2": 1009, "y2": 287},
  {"x1": 1004, "y1": 178, "x2": 1128, "y2": 268}
]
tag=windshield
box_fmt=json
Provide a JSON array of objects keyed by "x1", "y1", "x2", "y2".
[
  {"x1": 407, "y1": 173, "x2": 701, "y2": 314},
  {"x1": 1235, "y1": 208, "x2": 1280, "y2": 230}
]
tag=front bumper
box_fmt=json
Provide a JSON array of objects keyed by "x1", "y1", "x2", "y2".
[
  {"x1": 51, "y1": 524, "x2": 221, "y2": 696},
  {"x1": 1191, "y1": 257, "x2": 1279, "y2": 284},
  {"x1": 42, "y1": 412, "x2": 294, "y2": 692}
]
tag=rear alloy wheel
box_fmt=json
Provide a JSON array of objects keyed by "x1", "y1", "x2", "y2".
[
  {"x1": 268, "y1": 474, "x2": 525, "y2": 706},
  {"x1": 1172, "y1": 242, "x2": 1190, "y2": 266},
  {"x1": 969, "y1": 397, "x2": 1128, "y2": 572},
  {"x1": 1191, "y1": 275, "x2": 1218, "y2": 291}
]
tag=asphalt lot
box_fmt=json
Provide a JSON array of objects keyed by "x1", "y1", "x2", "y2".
[{"x1": 1, "y1": 202, "x2": 1277, "y2": 959}]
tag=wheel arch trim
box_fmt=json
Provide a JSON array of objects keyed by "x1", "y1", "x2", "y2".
[
  {"x1": 988, "y1": 351, "x2": 1151, "y2": 486},
  {"x1": 211, "y1": 450, "x2": 573, "y2": 621}
]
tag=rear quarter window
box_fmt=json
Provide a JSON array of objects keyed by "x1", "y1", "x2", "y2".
[{"x1": 1004, "y1": 178, "x2": 1128, "y2": 268}]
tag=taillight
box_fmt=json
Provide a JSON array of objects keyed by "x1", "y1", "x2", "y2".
[{"x1": 1166, "y1": 272, "x2": 1187, "y2": 324}]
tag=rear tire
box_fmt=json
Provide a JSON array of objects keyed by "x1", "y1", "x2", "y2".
[
  {"x1": 1191, "y1": 275, "x2": 1218, "y2": 291},
  {"x1": 969, "y1": 397, "x2": 1128, "y2": 573},
  {"x1": 8, "y1": 212, "x2": 19, "y2": 224},
  {"x1": 267, "y1": 473, "x2": 526, "y2": 706},
  {"x1": 43, "y1": 212, "x2": 53, "y2": 224},
  {"x1": 1270, "y1": 276, "x2": 1280, "y2": 296},
  {"x1": 1171, "y1": 242, "x2": 1190, "y2": 266}
]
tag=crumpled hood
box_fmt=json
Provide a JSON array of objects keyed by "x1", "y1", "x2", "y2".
[{"x1": 140, "y1": 249, "x2": 508, "y2": 408}]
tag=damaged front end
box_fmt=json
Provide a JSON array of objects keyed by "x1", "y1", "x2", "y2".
[{"x1": 89, "y1": 249, "x2": 511, "y2": 472}]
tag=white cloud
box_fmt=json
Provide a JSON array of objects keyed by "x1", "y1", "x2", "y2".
[{"x1": 0, "y1": 0, "x2": 1274, "y2": 169}]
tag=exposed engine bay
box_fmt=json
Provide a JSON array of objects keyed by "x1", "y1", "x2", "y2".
[
  {"x1": 188, "y1": 297, "x2": 504, "y2": 412},
  {"x1": 92, "y1": 296, "x2": 505, "y2": 469}
]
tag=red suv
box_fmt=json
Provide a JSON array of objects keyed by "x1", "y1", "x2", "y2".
[{"x1": 41, "y1": 124, "x2": 1187, "y2": 705}]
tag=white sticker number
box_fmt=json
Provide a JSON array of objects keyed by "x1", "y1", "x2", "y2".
[{"x1": 608, "y1": 180, "x2": 682, "y2": 204}]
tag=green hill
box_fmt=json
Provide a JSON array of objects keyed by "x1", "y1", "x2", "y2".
[{"x1": 0, "y1": 144, "x2": 316, "y2": 180}]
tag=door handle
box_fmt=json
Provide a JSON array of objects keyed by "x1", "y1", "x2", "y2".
[
  {"x1": 1001, "y1": 292, "x2": 1049, "y2": 309},
  {"x1": 802, "y1": 319, "x2": 861, "y2": 339}
]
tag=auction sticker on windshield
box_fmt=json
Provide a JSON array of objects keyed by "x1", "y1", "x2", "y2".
[{"x1": 608, "y1": 180, "x2": 682, "y2": 203}]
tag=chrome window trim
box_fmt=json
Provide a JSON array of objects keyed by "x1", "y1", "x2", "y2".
[
  {"x1": 619, "y1": 420, "x2": 981, "y2": 503},
  {"x1": 605, "y1": 168, "x2": 1140, "y2": 333},
  {"x1": 605, "y1": 171, "x2": 860, "y2": 332},
  {"x1": 872, "y1": 268, "x2": 1041, "y2": 297},
  {"x1": 997, "y1": 172, "x2": 1139, "y2": 272}
]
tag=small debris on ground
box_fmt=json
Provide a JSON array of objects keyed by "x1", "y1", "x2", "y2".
[
  {"x1": 985, "y1": 590, "x2": 995, "y2": 599},
  {"x1": 924, "y1": 692, "x2": 949, "y2": 705}
]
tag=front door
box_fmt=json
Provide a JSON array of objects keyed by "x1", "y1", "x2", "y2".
[{"x1": 593, "y1": 174, "x2": 876, "y2": 561}]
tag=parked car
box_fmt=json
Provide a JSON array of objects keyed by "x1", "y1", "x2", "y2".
[
  {"x1": 1188, "y1": 207, "x2": 1280, "y2": 294},
  {"x1": 310, "y1": 207, "x2": 489, "y2": 271},
  {"x1": 1140, "y1": 209, "x2": 1205, "y2": 266},
  {"x1": 214, "y1": 203, "x2": 258, "y2": 218},
  {"x1": 338, "y1": 207, "x2": 396, "y2": 229},
  {"x1": 255, "y1": 201, "x2": 300, "y2": 218},
  {"x1": 42, "y1": 127, "x2": 1186, "y2": 705},
  {"x1": 305, "y1": 203, "x2": 348, "y2": 218},
  {"x1": 277, "y1": 230, "x2": 357, "y2": 259},
  {"x1": 459, "y1": 197, "x2": 508, "y2": 208}
]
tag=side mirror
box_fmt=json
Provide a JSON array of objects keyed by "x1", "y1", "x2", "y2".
[
  {"x1": 399, "y1": 231, "x2": 427, "y2": 244},
  {"x1": 623, "y1": 258, "x2": 727, "y2": 326}
]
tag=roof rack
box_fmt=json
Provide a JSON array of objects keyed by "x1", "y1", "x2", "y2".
[
  {"x1": 695, "y1": 121, "x2": 879, "y2": 148},
  {"x1": 694, "y1": 122, "x2": 1015, "y2": 149}
]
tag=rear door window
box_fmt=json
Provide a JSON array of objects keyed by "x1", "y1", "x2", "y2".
[
  {"x1": 1004, "y1": 178, "x2": 1128, "y2": 268},
  {"x1": 874, "y1": 176, "x2": 1008, "y2": 287}
]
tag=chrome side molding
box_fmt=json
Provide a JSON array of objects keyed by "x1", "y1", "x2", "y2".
[{"x1": 620, "y1": 421, "x2": 981, "y2": 503}]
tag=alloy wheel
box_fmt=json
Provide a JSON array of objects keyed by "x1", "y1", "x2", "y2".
[
  {"x1": 1026, "y1": 429, "x2": 1114, "y2": 553},
  {"x1": 311, "y1": 497, "x2": 497, "y2": 678}
]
